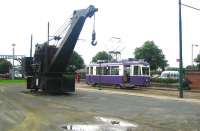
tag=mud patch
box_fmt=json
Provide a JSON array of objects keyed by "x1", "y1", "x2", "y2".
[{"x1": 60, "y1": 116, "x2": 137, "y2": 131}]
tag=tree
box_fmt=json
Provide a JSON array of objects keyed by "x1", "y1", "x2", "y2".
[
  {"x1": 186, "y1": 65, "x2": 197, "y2": 70},
  {"x1": 194, "y1": 54, "x2": 200, "y2": 70},
  {"x1": 66, "y1": 51, "x2": 85, "y2": 72},
  {"x1": 166, "y1": 67, "x2": 179, "y2": 71},
  {"x1": 0, "y1": 58, "x2": 12, "y2": 74},
  {"x1": 134, "y1": 41, "x2": 168, "y2": 70},
  {"x1": 92, "y1": 51, "x2": 112, "y2": 62},
  {"x1": 194, "y1": 54, "x2": 200, "y2": 63}
]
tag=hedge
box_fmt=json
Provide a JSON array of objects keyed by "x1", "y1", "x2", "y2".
[{"x1": 151, "y1": 78, "x2": 178, "y2": 84}]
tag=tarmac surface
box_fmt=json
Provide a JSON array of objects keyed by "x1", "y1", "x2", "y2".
[{"x1": 0, "y1": 83, "x2": 200, "y2": 131}]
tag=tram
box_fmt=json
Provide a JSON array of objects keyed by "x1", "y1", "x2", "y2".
[{"x1": 86, "y1": 59, "x2": 151, "y2": 87}]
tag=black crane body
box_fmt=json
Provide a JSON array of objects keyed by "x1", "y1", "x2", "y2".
[{"x1": 23, "y1": 5, "x2": 98, "y2": 93}]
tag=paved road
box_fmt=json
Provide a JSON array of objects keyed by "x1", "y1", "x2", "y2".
[{"x1": 0, "y1": 84, "x2": 200, "y2": 131}]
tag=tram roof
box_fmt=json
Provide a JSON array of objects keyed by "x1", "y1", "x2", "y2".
[{"x1": 89, "y1": 59, "x2": 149, "y2": 66}]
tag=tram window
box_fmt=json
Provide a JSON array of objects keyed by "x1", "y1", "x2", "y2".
[
  {"x1": 103, "y1": 66, "x2": 110, "y2": 75},
  {"x1": 87, "y1": 67, "x2": 89, "y2": 74},
  {"x1": 138, "y1": 66, "x2": 141, "y2": 75},
  {"x1": 111, "y1": 66, "x2": 119, "y2": 75},
  {"x1": 124, "y1": 66, "x2": 130, "y2": 75},
  {"x1": 133, "y1": 66, "x2": 139, "y2": 75},
  {"x1": 142, "y1": 67, "x2": 149, "y2": 75},
  {"x1": 96, "y1": 67, "x2": 101, "y2": 75},
  {"x1": 90, "y1": 67, "x2": 93, "y2": 75}
]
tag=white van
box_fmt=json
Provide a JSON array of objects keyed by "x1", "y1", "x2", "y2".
[{"x1": 160, "y1": 71, "x2": 179, "y2": 79}]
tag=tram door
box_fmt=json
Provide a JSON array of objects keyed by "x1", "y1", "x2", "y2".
[{"x1": 123, "y1": 65, "x2": 130, "y2": 83}]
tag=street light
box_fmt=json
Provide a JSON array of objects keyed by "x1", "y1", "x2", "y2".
[
  {"x1": 192, "y1": 44, "x2": 199, "y2": 65},
  {"x1": 11, "y1": 43, "x2": 16, "y2": 80},
  {"x1": 179, "y1": 0, "x2": 200, "y2": 98},
  {"x1": 178, "y1": 0, "x2": 184, "y2": 98}
]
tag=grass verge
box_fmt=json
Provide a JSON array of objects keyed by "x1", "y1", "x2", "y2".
[{"x1": 0, "y1": 79, "x2": 26, "y2": 84}]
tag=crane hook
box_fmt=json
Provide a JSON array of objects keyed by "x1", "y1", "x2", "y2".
[
  {"x1": 91, "y1": 40, "x2": 97, "y2": 46},
  {"x1": 91, "y1": 30, "x2": 97, "y2": 46},
  {"x1": 91, "y1": 14, "x2": 97, "y2": 46}
]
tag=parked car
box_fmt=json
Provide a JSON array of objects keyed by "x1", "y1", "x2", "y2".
[
  {"x1": 160, "y1": 71, "x2": 179, "y2": 79},
  {"x1": 15, "y1": 71, "x2": 22, "y2": 78}
]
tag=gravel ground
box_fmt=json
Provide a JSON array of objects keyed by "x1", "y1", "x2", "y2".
[{"x1": 0, "y1": 83, "x2": 200, "y2": 131}]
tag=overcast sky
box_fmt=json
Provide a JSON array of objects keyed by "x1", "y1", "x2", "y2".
[{"x1": 0, "y1": 0, "x2": 200, "y2": 67}]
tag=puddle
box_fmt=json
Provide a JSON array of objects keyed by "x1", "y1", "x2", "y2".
[
  {"x1": 95, "y1": 116, "x2": 137, "y2": 127},
  {"x1": 60, "y1": 116, "x2": 137, "y2": 131}
]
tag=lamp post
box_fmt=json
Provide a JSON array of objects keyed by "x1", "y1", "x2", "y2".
[
  {"x1": 178, "y1": 0, "x2": 200, "y2": 98},
  {"x1": 12, "y1": 43, "x2": 16, "y2": 80},
  {"x1": 178, "y1": 0, "x2": 184, "y2": 98},
  {"x1": 192, "y1": 44, "x2": 198, "y2": 65}
]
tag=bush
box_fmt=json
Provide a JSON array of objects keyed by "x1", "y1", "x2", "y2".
[
  {"x1": 151, "y1": 77, "x2": 190, "y2": 90},
  {"x1": 0, "y1": 59, "x2": 12, "y2": 74},
  {"x1": 151, "y1": 78, "x2": 178, "y2": 84}
]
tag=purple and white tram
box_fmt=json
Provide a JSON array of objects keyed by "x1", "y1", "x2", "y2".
[{"x1": 86, "y1": 60, "x2": 151, "y2": 87}]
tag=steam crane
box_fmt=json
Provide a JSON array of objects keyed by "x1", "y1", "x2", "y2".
[{"x1": 23, "y1": 5, "x2": 98, "y2": 93}]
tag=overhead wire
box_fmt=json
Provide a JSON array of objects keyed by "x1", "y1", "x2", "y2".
[
  {"x1": 181, "y1": 0, "x2": 200, "y2": 12},
  {"x1": 54, "y1": 21, "x2": 72, "y2": 47},
  {"x1": 181, "y1": 3, "x2": 200, "y2": 11},
  {"x1": 54, "y1": 21, "x2": 72, "y2": 37},
  {"x1": 56, "y1": 21, "x2": 72, "y2": 37},
  {"x1": 50, "y1": 15, "x2": 73, "y2": 47},
  {"x1": 53, "y1": 14, "x2": 72, "y2": 36},
  {"x1": 50, "y1": 14, "x2": 73, "y2": 47}
]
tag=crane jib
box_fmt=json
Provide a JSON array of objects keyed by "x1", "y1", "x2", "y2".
[{"x1": 49, "y1": 5, "x2": 98, "y2": 72}]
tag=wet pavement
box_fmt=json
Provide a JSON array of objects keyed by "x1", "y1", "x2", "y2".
[
  {"x1": 0, "y1": 83, "x2": 200, "y2": 131},
  {"x1": 60, "y1": 116, "x2": 138, "y2": 131}
]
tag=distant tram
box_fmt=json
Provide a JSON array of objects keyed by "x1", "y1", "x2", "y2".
[{"x1": 86, "y1": 59, "x2": 151, "y2": 87}]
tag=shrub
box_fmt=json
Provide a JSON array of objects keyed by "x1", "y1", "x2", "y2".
[{"x1": 151, "y1": 78, "x2": 178, "y2": 84}]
